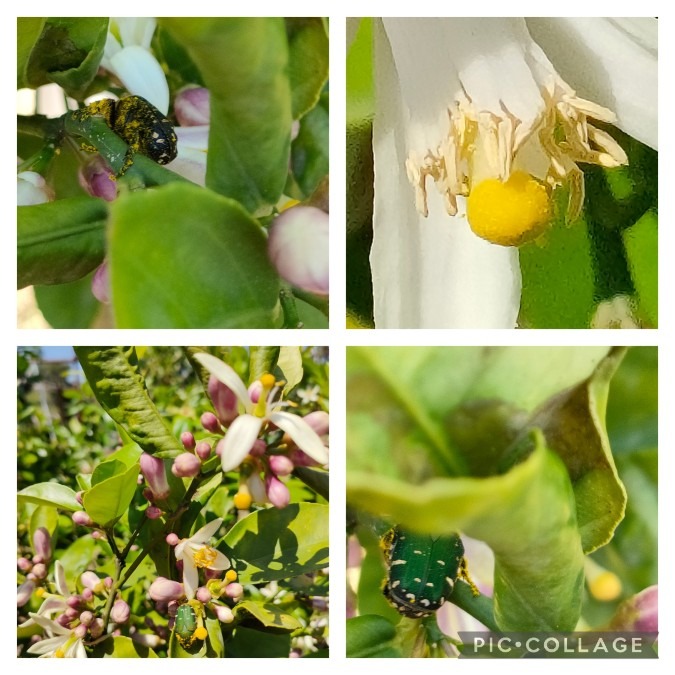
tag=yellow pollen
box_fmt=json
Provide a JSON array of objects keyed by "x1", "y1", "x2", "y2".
[
  {"x1": 54, "y1": 648, "x2": 65, "y2": 658},
  {"x1": 589, "y1": 571, "x2": 622, "y2": 602},
  {"x1": 260, "y1": 373, "x2": 276, "y2": 389},
  {"x1": 233, "y1": 491, "x2": 253, "y2": 510},
  {"x1": 194, "y1": 626, "x2": 208, "y2": 640},
  {"x1": 466, "y1": 171, "x2": 551, "y2": 247},
  {"x1": 225, "y1": 570, "x2": 238, "y2": 582},
  {"x1": 36, "y1": 587, "x2": 45, "y2": 597},
  {"x1": 193, "y1": 546, "x2": 218, "y2": 568}
]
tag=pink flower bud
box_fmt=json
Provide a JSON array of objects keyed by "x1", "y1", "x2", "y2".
[
  {"x1": 17, "y1": 580, "x2": 35, "y2": 607},
  {"x1": 81, "y1": 588, "x2": 94, "y2": 602},
  {"x1": 171, "y1": 452, "x2": 201, "y2": 478},
  {"x1": 208, "y1": 375, "x2": 239, "y2": 425},
  {"x1": 27, "y1": 572, "x2": 37, "y2": 581},
  {"x1": 17, "y1": 557, "x2": 32, "y2": 572},
  {"x1": 32, "y1": 555, "x2": 44, "y2": 564},
  {"x1": 166, "y1": 533, "x2": 180, "y2": 546},
  {"x1": 111, "y1": 599, "x2": 131, "y2": 624},
  {"x1": 31, "y1": 563, "x2": 47, "y2": 580},
  {"x1": 302, "y1": 410, "x2": 329, "y2": 437},
  {"x1": 181, "y1": 431, "x2": 196, "y2": 450},
  {"x1": 33, "y1": 527, "x2": 52, "y2": 561},
  {"x1": 72, "y1": 511, "x2": 94, "y2": 527},
  {"x1": 140, "y1": 453, "x2": 170, "y2": 500},
  {"x1": 611, "y1": 585, "x2": 658, "y2": 632},
  {"x1": 146, "y1": 505, "x2": 163, "y2": 520},
  {"x1": 56, "y1": 614, "x2": 71, "y2": 627},
  {"x1": 268, "y1": 455, "x2": 294, "y2": 476},
  {"x1": 248, "y1": 380, "x2": 263, "y2": 404},
  {"x1": 265, "y1": 475, "x2": 290, "y2": 509},
  {"x1": 201, "y1": 412, "x2": 221, "y2": 433},
  {"x1": 79, "y1": 610, "x2": 94, "y2": 626},
  {"x1": 89, "y1": 618, "x2": 104, "y2": 638},
  {"x1": 213, "y1": 604, "x2": 234, "y2": 623},
  {"x1": 67, "y1": 595, "x2": 82, "y2": 609},
  {"x1": 104, "y1": 577, "x2": 113, "y2": 588},
  {"x1": 75, "y1": 491, "x2": 84, "y2": 505},
  {"x1": 78, "y1": 155, "x2": 117, "y2": 201},
  {"x1": 64, "y1": 607, "x2": 79, "y2": 620},
  {"x1": 74, "y1": 623, "x2": 88, "y2": 639},
  {"x1": 174, "y1": 86, "x2": 210, "y2": 126},
  {"x1": 91, "y1": 261, "x2": 111, "y2": 304},
  {"x1": 196, "y1": 587, "x2": 211, "y2": 603},
  {"x1": 268, "y1": 206, "x2": 329, "y2": 295},
  {"x1": 250, "y1": 439, "x2": 267, "y2": 457},
  {"x1": 81, "y1": 571, "x2": 103, "y2": 592},
  {"x1": 195, "y1": 441, "x2": 212, "y2": 461},
  {"x1": 167, "y1": 601, "x2": 178, "y2": 617},
  {"x1": 224, "y1": 583, "x2": 244, "y2": 601},
  {"x1": 149, "y1": 577, "x2": 184, "y2": 602}
]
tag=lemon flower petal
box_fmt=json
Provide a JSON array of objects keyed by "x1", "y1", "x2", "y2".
[
  {"x1": 194, "y1": 353, "x2": 252, "y2": 412},
  {"x1": 219, "y1": 414, "x2": 264, "y2": 472},
  {"x1": 269, "y1": 411, "x2": 329, "y2": 466}
]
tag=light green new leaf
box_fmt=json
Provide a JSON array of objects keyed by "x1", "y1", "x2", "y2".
[
  {"x1": 74, "y1": 347, "x2": 182, "y2": 456},
  {"x1": 348, "y1": 437, "x2": 585, "y2": 631},
  {"x1": 17, "y1": 196, "x2": 107, "y2": 289},
  {"x1": 17, "y1": 482, "x2": 81, "y2": 511},
  {"x1": 623, "y1": 209, "x2": 658, "y2": 326},
  {"x1": 83, "y1": 461, "x2": 139, "y2": 526},
  {"x1": 346, "y1": 616, "x2": 400, "y2": 658},
  {"x1": 277, "y1": 346, "x2": 303, "y2": 394},
  {"x1": 95, "y1": 636, "x2": 158, "y2": 658},
  {"x1": 108, "y1": 183, "x2": 280, "y2": 328},
  {"x1": 234, "y1": 600, "x2": 301, "y2": 631},
  {"x1": 161, "y1": 18, "x2": 292, "y2": 214},
  {"x1": 224, "y1": 503, "x2": 328, "y2": 583}
]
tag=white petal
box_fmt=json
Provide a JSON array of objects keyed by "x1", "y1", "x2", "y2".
[
  {"x1": 269, "y1": 412, "x2": 329, "y2": 465},
  {"x1": 174, "y1": 540, "x2": 187, "y2": 560},
  {"x1": 526, "y1": 17, "x2": 657, "y2": 149},
  {"x1": 26, "y1": 635, "x2": 67, "y2": 655},
  {"x1": 116, "y1": 17, "x2": 157, "y2": 51},
  {"x1": 166, "y1": 144, "x2": 207, "y2": 186},
  {"x1": 28, "y1": 613, "x2": 71, "y2": 635},
  {"x1": 108, "y1": 46, "x2": 170, "y2": 114},
  {"x1": 191, "y1": 517, "x2": 223, "y2": 543},
  {"x1": 175, "y1": 125, "x2": 210, "y2": 151},
  {"x1": 371, "y1": 19, "x2": 521, "y2": 327},
  {"x1": 182, "y1": 561, "x2": 199, "y2": 601},
  {"x1": 194, "y1": 353, "x2": 252, "y2": 411},
  {"x1": 54, "y1": 560, "x2": 69, "y2": 596},
  {"x1": 210, "y1": 550, "x2": 231, "y2": 571},
  {"x1": 72, "y1": 639, "x2": 88, "y2": 658},
  {"x1": 220, "y1": 415, "x2": 264, "y2": 472}
]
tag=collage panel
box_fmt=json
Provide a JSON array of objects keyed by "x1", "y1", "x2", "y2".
[
  {"x1": 17, "y1": 346, "x2": 329, "y2": 657},
  {"x1": 347, "y1": 346, "x2": 657, "y2": 658},
  {"x1": 347, "y1": 18, "x2": 657, "y2": 329},
  {"x1": 18, "y1": 17, "x2": 328, "y2": 329}
]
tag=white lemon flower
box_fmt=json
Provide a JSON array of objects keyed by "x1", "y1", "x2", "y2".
[
  {"x1": 26, "y1": 614, "x2": 87, "y2": 658},
  {"x1": 175, "y1": 518, "x2": 230, "y2": 600},
  {"x1": 195, "y1": 353, "x2": 329, "y2": 472},
  {"x1": 360, "y1": 17, "x2": 657, "y2": 328}
]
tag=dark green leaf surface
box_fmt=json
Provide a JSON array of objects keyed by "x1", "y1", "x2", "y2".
[
  {"x1": 108, "y1": 183, "x2": 280, "y2": 328},
  {"x1": 162, "y1": 18, "x2": 292, "y2": 214},
  {"x1": 346, "y1": 615, "x2": 400, "y2": 658},
  {"x1": 227, "y1": 626, "x2": 291, "y2": 658},
  {"x1": 18, "y1": 196, "x2": 107, "y2": 289}
]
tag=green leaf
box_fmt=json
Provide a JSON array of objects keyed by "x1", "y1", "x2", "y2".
[
  {"x1": 227, "y1": 626, "x2": 291, "y2": 657},
  {"x1": 19, "y1": 17, "x2": 108, "y2": 97},
  {"x1": 59, "y1": 536, "x2": 100, "y2": 589},
  {"x1": 249, "y1": 346, "x2": 281, "y2": 382},
  {"x1": 161, "y1": 18, "x2": 292, "y2": 214},
  {"x1": 17, "y1": 482, "x2": 81, "y2": 511},
  {"x1": 291, "y1": 91, "x2": 329, "y2": 197},
  {"x1": 17, "y1": 18, "x2": 45, "y2": 88},
  {"x1": 29, "y1": 505, "x2": 58, "y2": 548},
  {"x1": 34, "y1": 274, "x2": 100, "y2": 328},
  {"x1": 277, "y1": 346, "x2": 303, "y2": 394},
  {"x1": 91, "y1": 459, "x2": 125, "y2": 486},
  {"x1": 292, "y1": 467, "x2": 329, "y2": 501},
  {"x1": 234, "y1": 600, "x2": 301, "y2": 631},
  {"x1": 224, "y1": 503, "x2": 328, "y2": 583},
  {"x1": 205, "y1": 618, "x2": 225, "y2": 657},
  {"x1": 82, "y1": 461, "x2": 139, "y2": 526},
  {"x1": 17, "y1": 196, "x2": 107, "y2": 289},
  {"x1": 346, "y1": 615, "x2": 400, "y2": 658},
  {"x1": 108, "y1": 183, "x2": 280, "y2": 328},
  {"x1": 286, "y1": 18, "x2": 329, "y2": 120},
  {"x1": 623, "y1": 209, "x2": 658, "y2": 326},
  {"x1": 74, "y1": 347, "x2": 183, "y2": 456},
  {"x1": 93, "y1": 636, "x2": 158, "y2": 658},
  {"x1": 348, "y1": 438, "x2": 585, "y2": 631}
]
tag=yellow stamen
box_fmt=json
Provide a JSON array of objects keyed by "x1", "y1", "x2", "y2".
[
  {"x1": 225, "y1": 570, "x2": 238, "y2": 582},
  {"x1": 194, "y1": 626, "x2": 208, "y2": 640},
  {"x1": 54, "y1": 648, "x2": 65, "y2": 658},
  {"x1": 233, "y1": 490, "x2": 253, "y2": 510},
  {"x1": 260, "y1": 373, "x2": 276, "y2": 389},
  {"x1": 193, "y1": 546, "x2": 218, "y2": 568},
  {"x1": 466, "y1": 171, "x2": 551, "y2": 247},
  {"x1": 36, "y1": 587, "x2": 45, "y2": 597}
]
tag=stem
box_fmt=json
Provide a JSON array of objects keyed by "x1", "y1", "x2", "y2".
[
  {"x1": 448, "y1": 580, "x2": 499, "y2": 632},
  {"x1": 280, "y1": 284, "x2": 303, "y2": 328},
  {"x1": 292, "y1": 287, "x2": 329, "y2": 317}
]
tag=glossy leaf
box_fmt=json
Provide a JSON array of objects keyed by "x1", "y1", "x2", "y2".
[
  {"x1": 75, "y1": 347, "x2": 183, "y2": 456},
  {"x1": 94, "y1": 636, "x2": 158, "y2": 658},
  {"x1": 623, "y1": 209, "x2": 658, "y2": 326},
  {"x1": 17, "y1": 196, "x2": 107, "y2": 289},
  {"x1": 58, "y1": 536, "x2": 100, "y2": 589},
  {"x1": 291, "y1": 91, "x2": 329, "y2": 197},
  {"x1": 224, "y1": 503, "x2": 328, "y2": 583},
  {"x1": 34, "y1": 274, "x2": 100, "y2": 328},
  {"x1": 234, "y1": 600, "x2": 301, "y2": 631},
  {"x1": 346, "y1": 615, "x2": 400, "y2": 658},
  {"x1": 161, "y1": 18, "x2": 292, "y2": 214},
  {"x1": 82, "y1": 461, "x2": 139, "y2": 526},
  {"x1": 17, "y1": 482, "x2": 81, "y2": 511},
  {"x1": 227, "y1": 626, "x2": 291, "y2": 658},
  {"x1": 108, "y1": 183, "x2": 280, "y2": 328}
]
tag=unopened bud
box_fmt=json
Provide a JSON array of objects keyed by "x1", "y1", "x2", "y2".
[
  {"x1": 31, "y1": 563, "x2": 47, "y2": 580},
  {"x1": 79, "y1": 611, "x2": 94, "y2": 626},
  {"x1": 181, "y1": 431, "x2": 196, "y2": 450},
  {"x1": 196, "y1": 587, "x2": 211, "y2": 603},
  {"x1": 17, "y1": 580, "x2": 35, "y2": 607},
  {"x1": 89, "y1": 618, "x2": 104, "y2": 638},
  {"x1": 200, "y1": 412, "x2": 221, "y2": 433},
  {"x1": 72, "y1": 511, "x2": 94, "y2": 527},
  {"x1": 146, "y1": 505, "x2": 163, "y2": 520},
  {"x1": 32, "y1": 527, "x2": 52, "y2": 561},
  {"x1": 174, "y1": 86, "x2": 210, "y2": 126},
  {"x1": 111, "y1": 599, "x2": 131, "y2": 624},
  {"x1": 208, "y1": 376, "x2": 239, "y2": 425},
  {"x1": 225, "y1": 583, "x2": 244, "y2": 602},
  {"x1": 166, "y1": 533, "x2": 180, "y2": 546},
  {"x1": 149, "y1": 577, "x2": 184, "y2": 603},
  {"x1": 91, "y1": 261, "x2": 111, "y2": 304},
  {"x1": 73, "y1": 623, "x2": 88, "y2": 639},
  {"x1": 17, "y1": 557, "x2": 32, "y2": 573},
  {"x1": 213, "y1": 604, "x2": 234, "y2": 623},
  {"x1": 81, "y1": 571, "x2": 103, "y2": 592},
  {"x1": 195, "y1": 441, "x2": 212, "y2": 461},
  {"x1": 171, "y1": 452, "x2": 201, "y2": 478},
  {"x1": 140, "y1": 453, "x2": 170, "y2": 500},
  {"x1": 266, "y1": 474, "x2": 290, "y2": 509},
  {"x1": 268, "y1": 455, "x2": 294, "y2": 476}
]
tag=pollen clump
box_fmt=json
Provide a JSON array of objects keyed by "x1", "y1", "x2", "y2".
[{"x1": 467, "y1": 171, "x2": 551, "y2": 247}]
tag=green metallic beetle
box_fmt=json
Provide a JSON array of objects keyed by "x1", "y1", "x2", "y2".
[
  {"x1": 74, "y1": 95, "x2": 177, "y2": 174},
  {"x1": 174, "y1": 599, "x2": 207, "y2": 648},
  {"x1": 381, "y1": 526, "x2": 478, "y2": 618}
]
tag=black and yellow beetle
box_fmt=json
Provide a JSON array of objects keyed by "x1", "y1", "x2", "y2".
[
  {"x1": 381, "y1": 526, "x2": 479, "y2": 618},
  {"x1": 73, "y1": 95, "x2": 177, "y2": 174}
]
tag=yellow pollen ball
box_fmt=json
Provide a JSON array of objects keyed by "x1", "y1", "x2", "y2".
[
  {"x1": 194, "y1": 626, "x2": 208, "y2": 640},
  {"x1": 589, "y1": 571, "x2": 622, "y2": 601},
  {"x1": 260, "y1": 373, "x2": 276, "y2": 389},
  {"x1": 466, "y1": 171, "x2": 551, "y2": 247},
  {"x1": 226, "y1": 570, "x2": 238, "y2": 582},
  {"x1": 233, "y1": 491, "x2": 253, "y2": 510}
]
